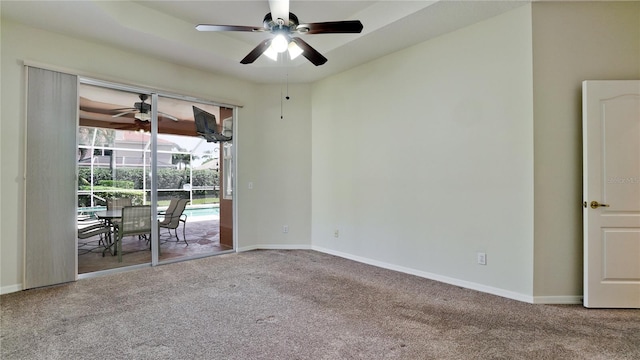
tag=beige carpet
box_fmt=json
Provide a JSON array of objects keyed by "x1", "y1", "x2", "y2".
[{"x1": 2, "y1": 250, "x2": 639, "y2": 359}]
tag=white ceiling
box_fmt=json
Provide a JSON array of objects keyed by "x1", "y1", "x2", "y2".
[{"x1": 1, "y1": 0, "x2": 529, "y2": 83}]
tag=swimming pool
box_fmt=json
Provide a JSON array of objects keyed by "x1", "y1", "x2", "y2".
[
  {"x1": 78, "y1": 205, "x2": 219, "y2": 219},
  {"x1": 183, "y1": 206, "x2": 220, "y2": 218}
]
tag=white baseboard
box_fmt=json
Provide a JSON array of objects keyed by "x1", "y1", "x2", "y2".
[
  {"x1": 533, "y1": 295, "x2": 583, "y2": 305},
  {"x1": 311, "y1": 246, "x2": 538, "y2": 304},
  {"x1": 237, "y1": 244, "x2": 312, "y2": 252},
  {"x1": 1, "y1": 283, "x2": 23, "y2": 295}
]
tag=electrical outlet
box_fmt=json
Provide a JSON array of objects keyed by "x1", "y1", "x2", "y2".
[
  {"x1": 248, "y1": 182, "x2": 254, "y2": 189},
  {"x1": 282, "y1": 225, "x2": 289, "y2": 233},
  {"x1": 477, "y1": 252, "x2": 487, "y2": 265},
  {"x1": 334, "y1": 230, "x2": 339, "y2": 238}
]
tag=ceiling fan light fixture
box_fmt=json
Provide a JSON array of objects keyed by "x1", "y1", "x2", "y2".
[
  {"x1": 264, "y1": 46, "x2": 279, "y2": 61},
  {"x1": 271, "y1": 34, "x2": 289, "y2": 53},
  {"x1": 134, "y1": 112, "x2": 151, "y2": 121},
  {"x1": 288, "y1": 41, "x2": 303, "y2": 60}
]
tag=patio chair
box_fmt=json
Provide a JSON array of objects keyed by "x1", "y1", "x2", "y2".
[
  {"x1": 77, "y1": 216, "x2": 112, "y2": 255},
  {"x1": 77, "y1": 214, "x2": 104, "y2": 231},
  {"x1": 78, "y1": 224, "x2": 111, "y2": 240},
  {"x1": 106, "y1": 197, "x2": 131, "y2": 230},
  {"x1": 105, "y1": 205, "x2": 151, "y2": 262},
  {"x1": 158, "y1": 198, "x2": 189, "y2": 245},
  {"x1": 158, "y1": 198, "x2": 179, "y2": 218},
  {"x1": 151, "y1": 198, "x2": 180, "y2": 244},
  {"x1": 106, "y1": 197, "x2": 132, "y2": 210}
]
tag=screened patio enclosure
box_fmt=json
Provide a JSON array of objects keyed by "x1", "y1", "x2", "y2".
[{"x1": 77, "y1": 127, "x2": 221, "y2": 214}]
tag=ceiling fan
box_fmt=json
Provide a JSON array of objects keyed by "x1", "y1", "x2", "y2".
[
  {"x1": 195, "y1": 0, "x2": 363, "y2": 66},
  {"x1": 111, "y1": 94, "x2": 179, "y2": 122}
]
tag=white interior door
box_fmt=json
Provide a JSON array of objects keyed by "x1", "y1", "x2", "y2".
[{"x1": 583, "y1": 80, "x2": 640, "y2": 308}]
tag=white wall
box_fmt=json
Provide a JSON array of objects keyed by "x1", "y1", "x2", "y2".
[
  {"x1": 531, "y1": 1, "x2": 640, "y2": 300},
  {"x1": 0, "y1": 20, "x2": 312, "y2": 292},
  {"x1": 311, "y1": 6, "x2": 535, "y2": 300},
  {"x1": 236, "y1": 83, "x2": 312, "y2": 250}
]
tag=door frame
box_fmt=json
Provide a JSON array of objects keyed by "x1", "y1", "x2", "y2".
[{"x1": 582, "y1": 79, "x2": 640, "y2": 308}]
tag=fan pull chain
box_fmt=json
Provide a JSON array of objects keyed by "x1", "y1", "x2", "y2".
[
  {"x1": 280, "y1": 55, "x2": 291, "y2": 119},
  {"x1": 286, "y1": 69, "x2": 290, "y2": 100},
  {"x1": 281, "y1": 65, "x2": 285, "y2": 119}
]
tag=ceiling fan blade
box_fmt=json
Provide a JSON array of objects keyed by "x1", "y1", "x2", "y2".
[
  {"x1": 196, "y1": 24, "x2": 267, "y2": 32},
  {"x1": 240, "y1": 39, "x2": 272, "y2": 64},
  {"x1": 110, "y1": 122, "x2": 135, "y2": 129},
  {"x1": 110, "y1": 107, "x2": 136, "y2": 112},
  {"x1": 296, "y1": 20, "x2": 363, "y2": 34},
  {"x1": 109, "y1": 116, "x2": 139, "y2": 124},
  {"x1": 112, "y1": 120, "x2": 149, "y2": 132},
  {"x1": 112, "y1": 110, "x2": 136, "y2": 118},
  {"x1": 268, "y1": 0, "x2": 289, "y2": 25},
  {"x1": 159, "y1": 112, "x2": 179, "y2": 122},
  {"x1": 290, "y1": 37, "x2": 327, "y2": 66},
  {"x1": 79, "y1": 109, "x2": 114, "y2": 121}
]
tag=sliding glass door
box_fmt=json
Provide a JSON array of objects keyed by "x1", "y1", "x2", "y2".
[
  {"x1": 77, "y1": 80, "x2": 234, "y2": 274},
  {"x1": 78, "y1": 85, "x2": 155, "y2": 273},
  {"x1": 156, "y1": 94, "x2": 224, "y2": 262}
]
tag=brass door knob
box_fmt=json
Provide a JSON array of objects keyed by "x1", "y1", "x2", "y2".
[{"x1": 590, "y1": 201, "x2": 610, "y2": 209}]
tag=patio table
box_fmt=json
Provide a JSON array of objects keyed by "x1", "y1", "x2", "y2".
[{"x1": 95, "y1": 210, "x2": 121, "y2": 256}]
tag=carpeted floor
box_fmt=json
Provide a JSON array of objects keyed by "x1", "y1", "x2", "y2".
[{"x1": 2, "y1": 250, "x2": 639, "y2": 359}]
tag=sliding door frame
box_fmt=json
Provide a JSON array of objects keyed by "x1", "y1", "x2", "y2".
[{"x1": 79, "y1": 77, "x2": 239, "y2": 267}]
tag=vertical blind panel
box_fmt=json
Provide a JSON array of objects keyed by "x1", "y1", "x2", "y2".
[{"x1": 25, "y1": 67, "x2": 77, "y2": 289}]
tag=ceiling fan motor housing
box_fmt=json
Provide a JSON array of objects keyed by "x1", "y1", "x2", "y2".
[
  {"x1": 136, "y1": 101, "x2": 152, "y2": 113},
  {"x1": 263, "y1": 12, "x2": 300, "y2": 32}
]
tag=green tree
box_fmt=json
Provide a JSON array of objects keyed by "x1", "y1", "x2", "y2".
[
  {"x1": 77, "y1": 127, "x2": 115, "y2": 161},
  {"x1": 171, "y1": 153, "x2": 192, "y2": 166}
]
